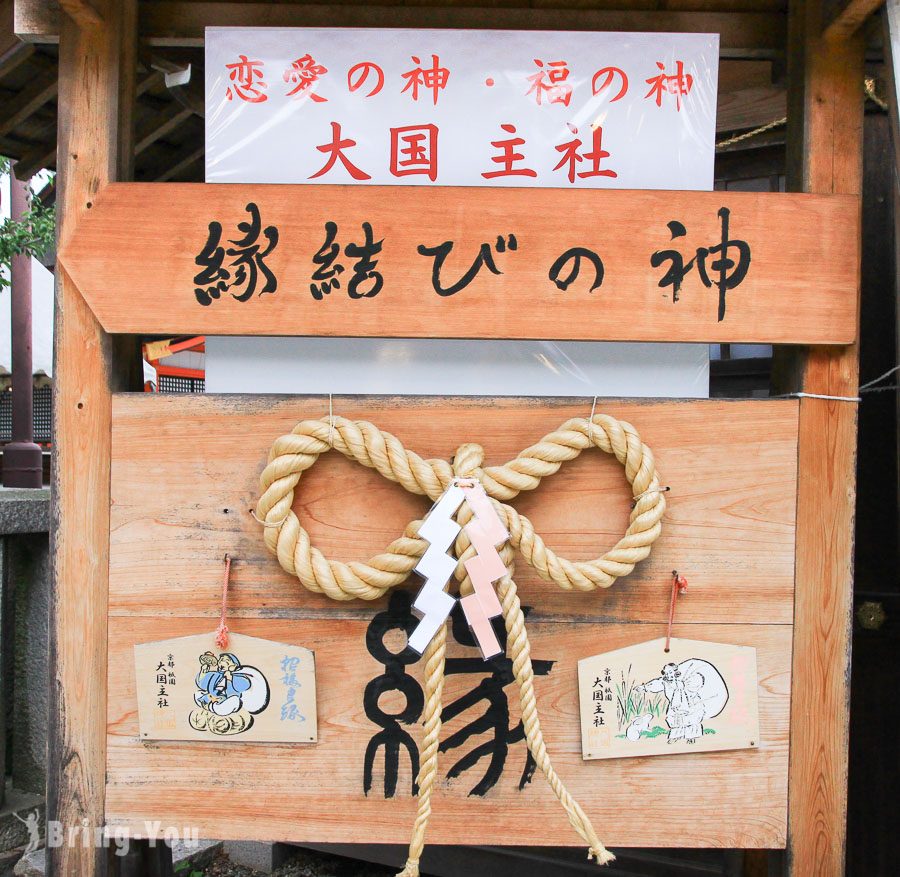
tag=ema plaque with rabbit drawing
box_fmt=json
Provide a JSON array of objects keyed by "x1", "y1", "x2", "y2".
[
  {"x1": 577, "y1": 638, "x2": 759, "y2": 760},
  {"x1": 134, "y1": 632, "x2": 317, "y2": 743}
]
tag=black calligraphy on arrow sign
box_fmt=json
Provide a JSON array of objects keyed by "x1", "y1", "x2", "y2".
[
  {"x1": 193, "y1": 202, "x2": 279, "y2": 306},
  {"x1": 548, "y1": 246, "x2": 605, "y2": 293},
  {"x1": 310, "y1": 220, "x2": 384, "y2": 300},
  {"x1": 651, "y1": 206, "x2": 751, "y2": 321},
  {"x1": 417, "y1": 234, "x2": 518, "y2": 297}
]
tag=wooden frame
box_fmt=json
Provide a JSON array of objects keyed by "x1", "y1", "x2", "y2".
[
  {"x1": 784, "y1": 0, "x2": 864, "y2": 871},
  {"x1": 48, "y1": 1, "x2": 137, "y2": 874},
  {"x1": 42, "y1": 0, "x2": 865, "y2": 873},
  {"x1": 16, "y1": 2, "x2": 786, "y2": 58}
]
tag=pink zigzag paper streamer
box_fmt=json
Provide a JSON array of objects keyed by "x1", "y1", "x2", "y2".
[{"x1": 459, "y1": 482, "x2": 509, "y2": 658}]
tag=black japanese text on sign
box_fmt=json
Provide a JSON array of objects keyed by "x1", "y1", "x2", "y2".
[{"x1": 193, "y1": 201, "x2": 751, "y2": 322}]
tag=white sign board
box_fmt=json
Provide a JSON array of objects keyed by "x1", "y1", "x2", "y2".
[
  {"x1": 204, "y1": 28, "x2": 715, "y2": 398},
  {"x1": 207, "y1": 28, "x2": 718, "y2": 190}
]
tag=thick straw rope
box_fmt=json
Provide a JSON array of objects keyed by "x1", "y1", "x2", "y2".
[{"x1": 256, "y1": 413, "x2": 666, "y2": 874}]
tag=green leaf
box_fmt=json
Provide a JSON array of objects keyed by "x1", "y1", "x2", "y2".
[{"x1": 0, "y1": 157, "x2": 56, "y2": 291}]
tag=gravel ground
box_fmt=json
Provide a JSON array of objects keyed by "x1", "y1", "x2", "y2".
[{"x1": 195, "y1": 848, "x2": 419, "y2": 877}]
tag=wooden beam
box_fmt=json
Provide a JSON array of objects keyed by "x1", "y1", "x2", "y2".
[
  {"x1": 11, "y1": 140, "x2": 54, "y2": 180},
  {"x1": 134, "y1": 101, "x2": 192, "y2": 154},
  {"x1": 0, "y1": 37, "x2": 32, "y2": 78},
  {"x1": 0, "y1": 0, "x2": 35, "y2": 79},
  {"x1": 48, "y1": 1, "x2": 136, "y2": 875},
  {"x1": 784, "y1": 0, "x2": 865, "y2": 873},
  {"x1": 0, "y1": 70, "x2": 57, "y2": 138},
  {"x1": 1, "y1": 0, "x2": 41, "y2": 83},
  {"x1": 0, "y1": 0, "x2": 16, "y2": 50},
  {"x1": 716, "y1": 85, "x2": 788, "y2": 133},
  {"x1": 11, "y1": 69, "x2": 161, "y2": 181},
  {"x1": 824, "y1": 0, "x2": 885, "y2": 41},
  {"x1": 58, "y1": 0, "x2": 101, "y2": 28},
  {"x1": 15, "y1": 1, "x2": 787, "y2": 57},
  {"x1": 136, "y1": 66, "x2": 163, "y2": 97},
  {"x1": 58, "y1": 183, "x2": 860, "y2": 344},
  {"x1": 145, "y1": 141, "x2": 203, "y2": 182}
]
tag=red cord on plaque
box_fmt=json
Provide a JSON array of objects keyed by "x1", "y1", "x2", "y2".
[
  {"x1": 664, "y1": 570, "x2": 688, "y2": 653},
  {"x1": 216, "y1": 553, "x2": 232, "y2": 649}
]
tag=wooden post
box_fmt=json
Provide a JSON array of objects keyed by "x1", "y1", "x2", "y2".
[
  {"x1": 785, "y1": 0, "x2": 864, "y2": 872},
  {"x1": 48, "y1": 1, "x2": 136, "y2": 874}
]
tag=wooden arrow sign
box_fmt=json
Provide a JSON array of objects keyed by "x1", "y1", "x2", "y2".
[{"x1": 59, "y1": 182, "x2": 858, "y2": 343}]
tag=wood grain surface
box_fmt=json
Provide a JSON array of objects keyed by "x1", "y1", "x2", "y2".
[
  {"x1": 60, "y1": 183, "x2": 859, "y2": 343},
  {"x1": 110, "y1": 395, "x2": 799, "y2": 625},
  {"x1": 107, "y1": 617, "x2": 790, "y2": 848},
  {"x1": 107, "y1": 393, "x2": 793, "y2": 847},
  {"x1": 785, "y1": 0, "x2": 865, "y2": 871},
  {"x1": 49, "y1": 2, "x2": 137, "y2": 875}
]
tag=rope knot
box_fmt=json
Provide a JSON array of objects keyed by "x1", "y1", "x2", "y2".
[{"x1": 452, "y1": 443, "x2": 484, "y2": 479}]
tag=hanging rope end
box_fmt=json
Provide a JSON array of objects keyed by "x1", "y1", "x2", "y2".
[
  {"x1": 589, "y1": 845, "x2": 616, "y2": 866},
  {"x1": 396, "y1": 857, "x2": 420, "y2": 877}
]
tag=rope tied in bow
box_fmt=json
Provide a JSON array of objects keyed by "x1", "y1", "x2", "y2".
[{"x1": 255, "y1": 412, "x2": 666, "y2": 873}]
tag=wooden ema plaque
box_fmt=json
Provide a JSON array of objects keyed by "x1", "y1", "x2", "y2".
[
  {"x1": 577, "y1": 637, "x2": 760, "y2": 760},
  {"x1": 134, "y1": 632, "x2": 317, "y2": 744}
]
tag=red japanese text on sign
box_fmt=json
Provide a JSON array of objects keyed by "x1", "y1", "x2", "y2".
[
  {"x1": 390, "y1": 125, "x2": 439, "y2": 182},
  {"x1": 226, "y1": 55, "x2": 268, "y2": 103},
  {"x1": 284, "y1": 54, "x2": 328, "y2": 102}
]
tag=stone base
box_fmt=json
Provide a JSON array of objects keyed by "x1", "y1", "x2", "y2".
[
  {"x1": 9, "y1": 849, "x2": 41, "y2": 877},
  {"x1": 223, "y1": 841, "x2": 293, "y2": 873},
  {"x1": 0, "y1": 786, "x2": 43, "y2": 856},
  {"x1": 13, "y1": 839, "x2": 223, "y2": 876},
  {"x1": 0, "y1": 489, "x2": 49, "y2": 535}
]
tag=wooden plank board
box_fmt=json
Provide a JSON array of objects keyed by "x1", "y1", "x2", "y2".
[
  {"x1": 110, "y1": 395, "x2": 798, "y2": 625},
  {"x1": 784, "y1": 0, "x2": 864, "y2": 872},
  {"x1": 107, "y1": 617, "x2": 790, "y2": 848},
  {"x1": 60, "y1": 183, "x2": 859, "y2": 344},
  {"x1": 15, "y1": 2, "x2": 788, "y2": 58},
  {"x1": 48, "y1": 2, "x2": 136, "y2": 875}
]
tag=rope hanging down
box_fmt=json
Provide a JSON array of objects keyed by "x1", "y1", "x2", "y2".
[{"x1": 255, "y1": 412, "x2": 666, "y2": 874}]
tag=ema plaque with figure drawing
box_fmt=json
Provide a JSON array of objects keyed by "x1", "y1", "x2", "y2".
[
  {"x1": 134, "y1": 632, "x2": 317, "y2": 743},
  {"x1": 577, "y1": 637, "x2": 759, "y2": 760}
]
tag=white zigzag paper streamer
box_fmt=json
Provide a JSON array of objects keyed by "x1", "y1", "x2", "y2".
[
  {"x1": 408, "y1": 481, "x2": 510, "y2": 659},
  {"x1": 407, "y1": 484, "x2": 466, "y2": 655}
]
